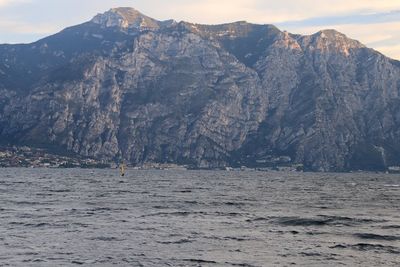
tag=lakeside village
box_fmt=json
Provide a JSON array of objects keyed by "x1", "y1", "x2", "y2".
[
  {"x1": 0, "y1": 145, "x2": 302, "y2": 171},
  {"x1": 1, "y1": 145, "x2": 400, "y2": 173},
  {"x1": 0, "y1": 146, "x2": 109, "y2": 168}
]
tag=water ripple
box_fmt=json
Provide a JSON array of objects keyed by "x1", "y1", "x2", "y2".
[{"x1": 0, "y1": 168, "x2": 399, "y2": 266}]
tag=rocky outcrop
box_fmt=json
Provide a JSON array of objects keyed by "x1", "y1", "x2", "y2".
[{"x1": 1, "y1": 8, "x2": 400, "y2": 171}]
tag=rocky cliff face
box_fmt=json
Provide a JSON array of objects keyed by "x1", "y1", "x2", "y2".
[
  {"x1": 1, "y1": 8, "x2": 400, "y2": 171},
  {"x1": 237, "y1": 30, "x2": 400, "y2": 171}
]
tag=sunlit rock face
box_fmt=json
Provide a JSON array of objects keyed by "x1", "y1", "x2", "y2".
[
  {"x1": 91, "y1": 8, "x2": 162, "y2": 29},
  {"x1": 1, "y1": 8, "x2": 400, "y2": 171}
]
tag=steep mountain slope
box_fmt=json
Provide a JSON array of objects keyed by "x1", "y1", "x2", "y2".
[
  {"x1": 237, "y1": 30, "x2": 400, "y2": 171},
  {"x1": 1, "y1": 7, "x2": 399, "y2": 171}
]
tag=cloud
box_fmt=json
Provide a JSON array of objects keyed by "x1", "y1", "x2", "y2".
[
  {"x1": 0, "y1": 0, "x2": 12, "y2": 6},
  {"x1": 0, "y1": 19, "x2": 57, "y2": 43},
  {"x1": 0, "y1": 19, "x2": 56, "y2": 34},
  {"x1": 278, "y1": 11, "x2": 400, "y2": 28},
  {"x1": 375, "y1": 44, "x2": 400, "y2": 60},
  {"x1": 253, "y1": 0, "x2": 400, "y2": 22},
  {"x1": 0, "y1": 0, "x2": 30, "y2": 7}
]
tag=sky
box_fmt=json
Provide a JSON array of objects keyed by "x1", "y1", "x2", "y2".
[{"x1": 0, "y1": 0, "x2": 399, "y2": 59}]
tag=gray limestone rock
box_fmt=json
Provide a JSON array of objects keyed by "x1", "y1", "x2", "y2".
[{"x1": 1, "y1": 8, "x2": 400, "y2": 171}]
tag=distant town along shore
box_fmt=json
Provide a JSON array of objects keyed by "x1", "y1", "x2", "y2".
[{"x1": 0, "y1": 146, "x2": 109, "y2": 168}]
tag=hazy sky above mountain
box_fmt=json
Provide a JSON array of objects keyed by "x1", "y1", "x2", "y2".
[{"x1": 0, "y1": 0, "x2": 399, "y2": 59}]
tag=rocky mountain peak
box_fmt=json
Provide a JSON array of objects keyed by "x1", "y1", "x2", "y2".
[
  {"x1": 298, "y1": 29, "x2": 365, "y2": 56},
  {"x1": 1, "y1": 8, "x2": 400, "y2": 172},
  {"x1": 91, "y1": 7, "x2": 160, "y2": 29},
  {"x1": 317, "y1": 29, "x2": 344, "y2": 38}
]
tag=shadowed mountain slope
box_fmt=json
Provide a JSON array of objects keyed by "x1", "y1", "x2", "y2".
[{"x1": 1, "y1": 7, "x2": 400, "y2": 171}]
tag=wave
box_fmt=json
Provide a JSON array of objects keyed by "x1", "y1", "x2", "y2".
[
  {"x1": 182, "y1": 259, "x2": 217, "y2": 264},
  {"x1": 157, "y1": 239, "x2": 192, "y2": 244},
  {"x1": 23, "y1": 222, "x2": 51, "y2": 228},
  {"x1": 71, "y1": 260, "x2": 85, "y2": 265},
  {"x1": 277, "y1": 217, "x2": 328, "y2": 226},
  {"x1": 139, "y1": 211, "x2": 206, "y2": 218},
  {"x1": 275, "y1": 215, "x2": 385, "y2": 227},
  {"x1": 49, "y1": 189, "x2": 71, "y2": 193},
  {"x1": 383, "y1": 184, "x2": 400, "y2": 187},
  {"x1": 223, "y1": 236, "x2": 252, "y2": 242},
  {"x1": 172, "y1": 190, "x2": 192, "y2": 193},
  {"x1": 330, "y1": 243, "x2": 400, "y2": 254},
  {"x1": 225, "y1": 262, "x2": 257, "y2": 267},
  {"x1": 382, "y1": 225, "x2": 400, "y2": 229},
  {"x1": 354, "y1": 233, "x2": 400, "y2": 241},
  {"x1": 210, "y1": 201, "x2": 247, "y2": 207},
  {"x1": 90, "y1": 236, "x2": 123, "y2": 242}
]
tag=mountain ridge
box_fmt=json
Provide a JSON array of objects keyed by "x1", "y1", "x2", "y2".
[{"x1": 1, "y1": 7, "x2": 400, "y2": 171}]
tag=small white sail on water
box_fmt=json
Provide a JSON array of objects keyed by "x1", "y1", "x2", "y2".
[{"x1": 119, "y1": 163, "x2": 126, "y2": 177}]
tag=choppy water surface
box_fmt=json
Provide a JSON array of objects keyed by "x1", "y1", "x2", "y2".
[{"x1": 0, "y1": 169, "x2": 399, "y2": 266}]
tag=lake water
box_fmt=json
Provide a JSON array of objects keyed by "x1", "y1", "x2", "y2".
[{"x1": 0, "y1": 168, "x2": 399, "y2": 266}]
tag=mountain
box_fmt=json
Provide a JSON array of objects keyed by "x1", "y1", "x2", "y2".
[{"x1": 1, "y1": 7, "x2": 400, "y2": 171}]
